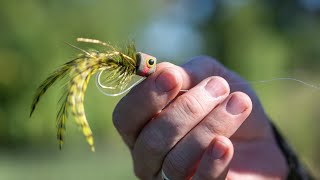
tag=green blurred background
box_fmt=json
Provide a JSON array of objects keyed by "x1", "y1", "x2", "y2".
[{"x1": 0, "y1": 0, "x2": 319, "y2": 179}]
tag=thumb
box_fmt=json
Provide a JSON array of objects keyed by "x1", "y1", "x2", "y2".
[{"x1": 192, "y1": 136, "x2": 234, "y2": 180}]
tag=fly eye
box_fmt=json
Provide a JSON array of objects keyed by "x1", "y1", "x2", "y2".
[{"x1": 147, "y1": 59, "x2": 155, "y2": 68}]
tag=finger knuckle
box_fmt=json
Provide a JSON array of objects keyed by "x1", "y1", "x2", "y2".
[
  {"x1": 164, "y1": 154, "x2": 190, "y2": 179},
  {"x1": 139, "y1": 130, "x2": 166, "y2": 156},
  {"x1": 177, "y1": 94, "x2": 205, "y2": 119},
  {"x1": 203, "y1": 118, "x2": 225, "y2": 136}
]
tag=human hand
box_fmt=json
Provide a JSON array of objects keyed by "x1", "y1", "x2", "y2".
[{"x1": 113, "y1": 56, "x2": 288, "y2": 179}]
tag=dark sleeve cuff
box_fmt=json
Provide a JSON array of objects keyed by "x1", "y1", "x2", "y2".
[{"x1": 270, "y1": 122, "x2": 314, "y2": 180}]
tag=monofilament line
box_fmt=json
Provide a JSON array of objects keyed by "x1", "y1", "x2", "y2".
[
  {"x1": 178, "y1": 77, "x2": 320, "y2": 92},
  {"x1": 229, "y1": 77, "x2": 320, "y2": 91}
]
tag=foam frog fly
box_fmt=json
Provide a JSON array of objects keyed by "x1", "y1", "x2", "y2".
[{"x1": 30, "y1": 38, "x2": 157, "y2": 151}]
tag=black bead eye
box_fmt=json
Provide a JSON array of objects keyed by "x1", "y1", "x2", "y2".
[
  {"x1": 147, "y1": 59, "x2": 155, "y2": 67},
  {"x1": 149, "y1": 59, "x2": 154, "y2": 65}
]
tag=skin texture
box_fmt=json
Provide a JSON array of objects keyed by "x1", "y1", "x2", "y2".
[{"x1": 112, "y1": 56, "x2": 288, "y2": 180}]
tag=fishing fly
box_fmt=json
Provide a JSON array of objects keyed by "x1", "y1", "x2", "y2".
[
  {"x1": 30, "y1": 38, "x2": 157, "y2": 152},
  {"x1": 30, "y1": 38, "x2": 320, "y2": 153}
]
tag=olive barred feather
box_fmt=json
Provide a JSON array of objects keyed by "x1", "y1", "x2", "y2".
[{"x1": 30, "y1": 38, "x2": 141, "y2": 151}]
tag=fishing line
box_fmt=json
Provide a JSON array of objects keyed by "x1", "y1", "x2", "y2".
[{"x1": 229, "y1": 77, "x2": 320, "y2": 90}]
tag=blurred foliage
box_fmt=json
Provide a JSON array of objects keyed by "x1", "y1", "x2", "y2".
[
  {"x1": 0, "y1": 0, "x2": 319, "y2": 179},
  {"x1": 201, "y1": 1, "x2": 320, "y2": 177}
]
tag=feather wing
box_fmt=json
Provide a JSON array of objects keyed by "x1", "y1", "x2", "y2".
[
  {"x1": 31, "y1": 40, "x2": 138, "y2": 151},
  {"x1": 30, "y1": 57, "x2": 84, "y2": 117}
]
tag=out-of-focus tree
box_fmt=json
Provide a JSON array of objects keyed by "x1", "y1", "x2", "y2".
[{"x1": 0, "y1": 0, "x2": 319, "y2": 178}]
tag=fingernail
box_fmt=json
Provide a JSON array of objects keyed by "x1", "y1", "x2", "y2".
[
  {"x1": 211, "y1": 139, "x2": 227, "y2": 159},
  {"x1": 226, "y1": 94, "x2": 247, "y2": 115},
  {"x1": 155, "y1": 69, "x2": 178, "y2": 92},
  {"x1": 204, "y1": 78, "x2": 227, "y2": 98}
]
